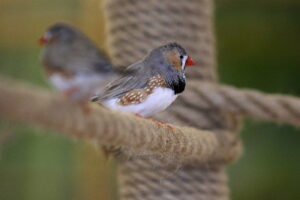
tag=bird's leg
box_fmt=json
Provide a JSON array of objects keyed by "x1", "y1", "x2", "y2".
[
  {"x1": 151, "y1": 119, "x2": 174, "y2": 130},
  {"x1": 63, "y1": 86, "x2": 79, "y2": 98},
  {"x1": 134, "y1": 113, "x2": 143, "y2": 118},
  {"x1": 151, "y1": 119, "x2": 164, "y2": 127},
  {"x1": 78, "y1": 99, "x2": 92, "y2": 114},
  {"x1": 166, "y1": 124, "x2": 174, "y2": 130},
  {"x1": 63, "y1": 88, "x2": 92, "y2": 114},
  {"x1": 79, "y1": 103, "x2": 91, "y2": 114},
  {"x1": 133, "y1": 114, "x2": 173, "y2": 130}
]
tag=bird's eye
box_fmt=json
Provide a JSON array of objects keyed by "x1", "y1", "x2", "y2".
[{"x1": 180, "y1": 55, "x2": 184, "y2": 60}]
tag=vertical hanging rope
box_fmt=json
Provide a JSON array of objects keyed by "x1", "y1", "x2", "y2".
[
  {"x1": 104, "y1": 0, "x2": 216, "y2": 81},
  {"x1": 103, "y1": 0, "x2": 240, "y2": 199},
  {"x1": 118, "y1": 160, "x2": 229, "y2": 200}
]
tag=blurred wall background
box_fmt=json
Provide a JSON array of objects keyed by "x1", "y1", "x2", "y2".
[{"x1": 0, "y1": 0, "x2": 299, "y2": 200}]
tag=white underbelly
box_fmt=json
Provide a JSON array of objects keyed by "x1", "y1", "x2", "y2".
[
  {"x1": 49, "y1": 73, "x2": 107, "y2": 91},
  {"x1": 103, "y1": 87, "x2": 177, "y2": 117},
  {"x1": 49, "y1": 73, "x2": 110, "y2": 99}
]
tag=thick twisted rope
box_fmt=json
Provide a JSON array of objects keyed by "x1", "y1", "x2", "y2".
[
  {"x1": 2, "y1": 77, "x2": 300, "y2": 158},
  {"x1": 104, "y1": 0, "x2": 217, "y2": 81},
  {"x1": 118, "y1": 161, "x2": 229, "y2": 200},
  {"x1": 0, "y1": 77, "x2": 239, "y2": 163},
  {"x1": 182, "y1": 81, "x2": 300, "y2": 127}
]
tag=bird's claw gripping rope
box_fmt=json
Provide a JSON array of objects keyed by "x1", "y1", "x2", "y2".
[{"x1": 134, "y1": 114, "x2": 174, "y2": 130}]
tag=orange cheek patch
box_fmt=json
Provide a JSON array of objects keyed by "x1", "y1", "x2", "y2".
[
  {"x1": 44, "y1": 65, "x2": 73, "y2": 78},
  {"x1": 166, "y1": 52, "x2": 182, "y2": 72}
]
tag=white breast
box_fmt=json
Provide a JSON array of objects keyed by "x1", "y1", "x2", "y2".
[{"x1": 103, "y1": 87, "x2": 177, "y2": 117}]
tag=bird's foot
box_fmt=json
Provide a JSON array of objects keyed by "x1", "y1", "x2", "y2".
[
  {"x1": 134, "y1": 113, "x2": 143, "y2": 118},
  {"x1": 154, "y1": 120, "x2": 164, "y2": 127},
  {"x1": 133, "y1": 114, "x2": 174, "y2": 130},
  {"x1": 166, "y1": 124, "x2": 174, "y2": 130},
  {"x1": 153, "y1": 120, "x2": 174, "y2": 130},
  {"x1": 63, "y1": 87, "x2": 79, "y2": 98},
  {"x1": 63, "y1": 88, "x2": 91, "y2": 114},
  {"x1": 78, "y1": 100, "x2": 91, "y2": 114},
  {"x1": 80, "y1": 104, "x2": 91, "y2": 114}
]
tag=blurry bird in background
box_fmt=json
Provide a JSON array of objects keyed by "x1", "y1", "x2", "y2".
[
  {"x1": 39, "y1": 23, "x2": 118, "y2": 109},
  {"x1": 93, "y1": 42, "x2": 196, "y2": 124}
]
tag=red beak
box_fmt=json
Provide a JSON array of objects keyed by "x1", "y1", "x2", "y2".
[
  {"x1": 38, "y1": 35, "x2": 48, "y2": 46},
  {"x1": 185, "y1": 56, "x2": 196, "y2": 66}
]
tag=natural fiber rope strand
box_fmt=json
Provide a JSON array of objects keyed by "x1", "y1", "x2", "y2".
[
  {"x1": 178, "y1": 81, "x2": 300, "y2": 127},
  {"x1": 2, "y1": 78, "x2": 298, "y2": 159},
  {"x1": 0, "y1": 77, "x2": 235, "y2": 163}
]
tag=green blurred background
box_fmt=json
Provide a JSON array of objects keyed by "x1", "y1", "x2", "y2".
[{"x1": 0, "y1": 0, "x2": 299, "y2": 199}]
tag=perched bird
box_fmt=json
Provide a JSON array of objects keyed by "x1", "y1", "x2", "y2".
[
  {"x1": 93, "y1": 42, "x2": 196, "y2": 118},
  {"x1": 39, "y1": 23, "x2": 118, "y2": 104}
]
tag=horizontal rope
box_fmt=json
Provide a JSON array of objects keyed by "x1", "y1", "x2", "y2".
[
  {"x1": 179, "y1": 81, "x2": 300, "y2": 127},
  {"x1": 1, "y1": 76, "x2": 298, "y2": 161},
  {"x1": 0, "y1": 77, "x2": 234, "y2": 163},
  {"x1": 1, "y1": 77, "x2": 298, "y2": 162}
]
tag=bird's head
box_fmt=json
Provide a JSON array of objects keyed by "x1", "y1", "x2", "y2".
[
  {"x1": 38, "y1": 23, "x2": 76, "y2": 46},
  {"x1": 146, "y1": 43, "x2": 196, "y2": 94},
  {"x1": 161, "y1": 43, "x2": 196, "y2": 74}
]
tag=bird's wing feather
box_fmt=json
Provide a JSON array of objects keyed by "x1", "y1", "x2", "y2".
[
  {"x1": 96, "y1": 60, "x2": 153, "y2": 101},
  {"x1": 65, "y1": 34, "x2": 114, "y2": 74}
]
